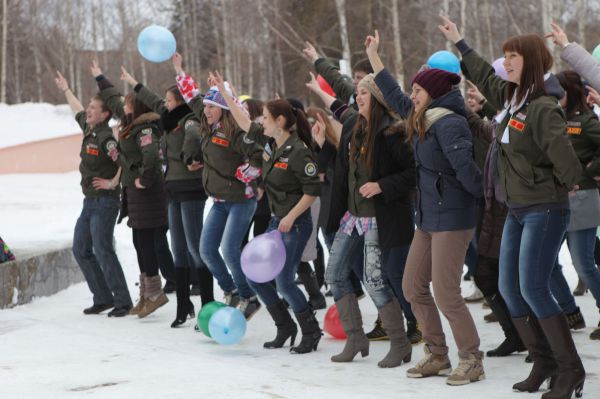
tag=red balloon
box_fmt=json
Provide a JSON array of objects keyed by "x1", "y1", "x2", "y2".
[
  {"x1": 316, "y1": 75, "x2": 336, "y2": 98},
  {"x1": 324, "y1": 304, "x2": 346, "y2": 339}
]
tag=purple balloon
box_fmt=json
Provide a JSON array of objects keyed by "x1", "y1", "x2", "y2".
[
  {"x1": 492, "y1": 57, "x2": 508, "y2": 80},
  {"x1": 241, "y1": 230, "x2": 287, "y2": 283}
]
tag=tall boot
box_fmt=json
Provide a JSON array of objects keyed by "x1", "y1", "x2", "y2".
[
  {"x1": 138, "y1": 275, "x2": 169, "y2": 318},
  {"x1": 512, "y1": 316, "x2": 558, "y2": 392},
  {"x1": 377, "y1": 299, "x2": 412, "y2": 368},
  {"x1": 538, "y1": 314, "x2": 586, "y2": 399},
  {"x1": 129, "y1": 273, "x2": 146, "y2": 315},
  {"x1": 485, "y1": 295, "x2": 526, "y2": 357},
  {"x1": 314, "y1": 241, "x2": 326, "y2": 288},
  {"x1": 264, "y1": 300, "x2": 298, "y2": 349},
  {"x1": 171, "y1": 268, "x2": 194, "y2": 328},
  {"x1": 197, "y1": 266, "x2": 215, "y2": 306},
  {"x1": 331, "y1": 293, "x2": 369, "y2": 362},
  {"x1": 290, "y1": 308, "x2": 322, "y2": 354},
  {"x1": 297, "y1": 265, "x2": 326, "y2": 310}
]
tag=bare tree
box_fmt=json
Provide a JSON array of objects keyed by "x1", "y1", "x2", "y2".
[
  {"x1": 335, "y1": 0, "x2": 352, "y2": 66},
  {"x1": 1, "y1": 0, "x2": 8, "y2": 103}
]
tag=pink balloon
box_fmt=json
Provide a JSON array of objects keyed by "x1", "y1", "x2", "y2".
[
  {"x1": 241, "y1": 230, "x2": 287, "y2": 283},
  {"x1": 492, "y1": 57, "x2": 508, "y2": 80}
]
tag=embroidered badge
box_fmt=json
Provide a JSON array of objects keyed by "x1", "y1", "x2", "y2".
[
  {"x1": 185, "y1": 120, "x2": 196, "y2": 129},
  {"x1": 211, "y1": 137, "x2": 230, "y2": 147},
  {"x1": 263, "y1": 152, "x2": 270, "y2": 162},
  {"x1": 304, "y1": 162, "x2": 317, "y2": 176},
  {"x1": 86, "y1": 146, "x2": 99, "y2": 156},
  {"x1": 106, "y1": 141, "x2": 119, "y2": 161},
  {"x1": 274, "y1": 162, "x2": 288, "y2": 170},
  {"x1": 243, "y1": 132, "x2": 255, "y2": 144},
  {"x1": 516, "y1": 112, "x2": 527, "y2": 120},
  {"x1": 278, "y1": 157, "x2": 289, "y2": 163},
  {"x1": 567, "y1": 126, "x2": 582, "y2": 135},
  {"x1": 140, "y1": 134, "x2": 153, "y2": 147},
  {"x1": 508, "y1": 118, "x2": 525, "y2": 132}
]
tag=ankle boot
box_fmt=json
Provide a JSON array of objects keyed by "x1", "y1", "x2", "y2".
[
  {"x1": 129, "y1": 273, "x2": 146, "y2": 315},
  {"x1": 512, "y1": 316, "x2": 558, "y2": 392},
  {"x1": 573, "y1": 279, "x2": 587, "y2": 296},
  {"x1": 264, "y1": 300, "x2": 298, "y2": 348},
  {"x1": 290, "y1": 307, "x2": 322, "y2": 354},
  {"x1": 297, "y1": 266, "x2": 326, "y2": 310},
  {"x1": 566, "y1": 307, "x2": 586, "y2": 330},
  {"x1": 331, "y1": 294, "x2": 369, "y2": 362},
  {"x1": 538, "y1": 314, "x2": 585, "y2": 399},
  {"x1": 485, "y1": 295, "x2": 525, "y2": 357},
  {"x1": 197, "y1": 266, "x2": 215, "y2": 306},
  {"x1": 171, "y1": 268, "x2": 195, "y2": 328},
  {"x1": 377, "y1": 299, "x2": 412, "y2": 368}
]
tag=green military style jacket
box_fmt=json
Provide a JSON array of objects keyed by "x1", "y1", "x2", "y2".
[
  {"x1": 566, "y1": 111, "x2": 600, "y2": 189},
  {"x1": 461, "y1": 49, "x2": 581, "y2": 205},
  {"x1": 75, "y1": 111, "x2": 120, "y2": 198},
  {"x1": 347, "y1": 131, "x2": 376, "y2": 218},
  {"x1": 314, "y1": 58, "x2": 356, "y2": 107},
  {"x1": 188, "y1": 96, "x2": 262, "y2": 202},
  {"x1": 135, "y1": 85, "x2": 203, "y2": 182},
  {"x1": 99, "y1": 86, "x2": 163, "y2": 188},
  {"x1": 246, "y1": 122, "x2": 320, "y2": 218}
]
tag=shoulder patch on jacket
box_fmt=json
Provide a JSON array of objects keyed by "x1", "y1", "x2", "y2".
[{"x1": 304, "y1": 162, "x2": 317, "y2": 176}]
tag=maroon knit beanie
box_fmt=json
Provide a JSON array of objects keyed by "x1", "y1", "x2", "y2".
[{"x1": 411, "y1": 68, "x2": 461, "y2": 99}]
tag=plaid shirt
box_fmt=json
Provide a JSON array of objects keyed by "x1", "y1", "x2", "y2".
[{"x1": 339, "y1": 211, "x2": 377, "y2": 236}]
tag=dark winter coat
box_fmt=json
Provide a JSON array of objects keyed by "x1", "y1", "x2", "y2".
[{"x1": 375, "y1": 68, "x2": 483, "y2": 232}]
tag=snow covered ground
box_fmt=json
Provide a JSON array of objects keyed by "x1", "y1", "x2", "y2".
[
  {"x1": 0, "y1": 103, "x2": 80, "y2": 149},
  {"x1": 1, "y1": 172, "x2": 599, "y2": 399}
]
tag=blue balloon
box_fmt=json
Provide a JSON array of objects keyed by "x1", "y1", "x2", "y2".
[
  {"x1": 208, "y1": 307, "x2": 247, "y2": 345},
  {"x1": 137, "y1": 25, "x2": 177, "y2": 63},
  {"x1": 427, "y1": 50, "x2": 461, "y2": 74}
]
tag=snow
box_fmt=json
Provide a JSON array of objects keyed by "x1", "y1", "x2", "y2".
[
  {"x1": 0, "y1": 103, "x2": 80, "y2": 149},
  {"x1": 0, "y1": 172, "x2": 599, "y2": 399}
]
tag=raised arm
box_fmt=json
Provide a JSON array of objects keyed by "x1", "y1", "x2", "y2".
[
  {"x1": 213, "y1": 71, "x2": 251, "y2": 133},
  {"x1": 306, "y1": 72, "x2": 337, "y2": 109},
  {"x1": 54, "y1": 71, "x2": 84, "y2": 114},
  {"x1": 90, "y1": 60, "x2": 126, "y2": 121},
  {"x1": 303, "y1": 41, "x2": 355, "y2": 104},
  {"x1": 121, "y1": 66, "x2": 168, "y2": 115}
]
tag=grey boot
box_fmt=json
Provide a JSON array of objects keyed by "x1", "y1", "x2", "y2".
[
  {"x1": 331, "y1": 293, "x2": 369, "y2": 362},
  {"x1": 377, "y1": 299, "x2": 412, "y2": 368}
]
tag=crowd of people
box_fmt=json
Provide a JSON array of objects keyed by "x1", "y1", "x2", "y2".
[{"x1": 54, "y1": 15, "x2": 600, "y2": 398}]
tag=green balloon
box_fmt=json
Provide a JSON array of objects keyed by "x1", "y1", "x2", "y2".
[
  {"x1": 197, "y1": 301, "x2": 227, "y2": 337},
  {"x1": 593, "y1": 44, "x2": 600, "y2": 63}
]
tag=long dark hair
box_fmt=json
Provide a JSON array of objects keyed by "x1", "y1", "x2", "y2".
[
  {"x1": 265, "y1": 99, "x2": 313, "y2": 148},
  {"x1": 119, "y1": 92, "x2": 153, "y2": 138},
  {"x1": 245, "y1": 98, "x2": 264, "y2": 121},
  {"x1": 502, "y1": 34, "x2": 553, "y2": 104},
  {"x1": 165, "y1": 85, "x2": 185, "y2": 105},
  {"x1": 198, "y1": 107, "x2": 238, "y2": 138},
  {"x1": 350, "y1": 93, "x2": 387, "y2": 171},
  {"x1": 556, "y1": 70, "x2": 591, "y2": 119}
]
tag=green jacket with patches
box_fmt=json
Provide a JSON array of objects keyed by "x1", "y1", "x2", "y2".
[
  {"x1": 566, "y1": 111, "x2": 600, "y2": 189},
  {"x1": 314, "y1": 58, "x2": 356, "y2": 106},
  {"x1": 188, "y1": 96, "x2": 262, "y2": 202},
  {"x1": 461, "y1": 48, "x2": 581, "y2": 204},
  {"x1": 246, "y1": 123, "x2": 320, "y2": 218},
  {"x1": 135, "y1": 84, "x2": 203, "y2": 182},
  {"x1": 75, "y1": 111, "x2": 120, "y2": 198},
  {"x1": 99, "y1": 86, "x2": 163, "y2": 188}
]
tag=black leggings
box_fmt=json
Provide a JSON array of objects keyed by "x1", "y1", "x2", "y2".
[
  {"x1": 132, "y1": 227, "x2": 161, "y2": 277},
  {"x1": 473, "y1": 254, "x2": 500, "y2": 298}
]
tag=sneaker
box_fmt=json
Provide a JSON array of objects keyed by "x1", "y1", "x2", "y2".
[
  {"x1": 407, "y1": 320, "x2": 423, "y2": 344},
  {"x1": 83, "y1": 304, "x2": 114, "y2": 315},
  {"x1": 129, "y1": 298, "x2": 145, "y2": 316},
  {"x1": 483, "y1": 311, "x2": 498, "y2": 323},
  {"x1": 108, "y1": 306, "x2": 132, "y2": 317},
  {"x1": 138, "y1": 293, "x2": 169, "y2": 318},
  {"x1": 566, "y1": 307, "x2": 586, "y2": 330},
  {"x1": 446, "y1": 353, "x2": 485, "y2": 386},
  {"x1": 406, "y1": 346, "x2": 452, "y2": 378},
  {"x1": 223, "y1": 290, "x2": 240, "y2": 307},
  {"x1": 163, "y1": 281, "x2": 176, "y2": 294},
  {"x1": 190, "y1": 284, "x2": 202, "y2": 296},
  {"x1": 464, "y1": 287, "x2": 484, "y2": 303},
  {"x1": 239, "y1": 296, "x2": 261, "y2": 320},
  {"x1": 366, "y1": 316, "x2": 389, "y2": 341},
  {"x1": 573, "y1": 279, "x2": 587, "y2": 296}
]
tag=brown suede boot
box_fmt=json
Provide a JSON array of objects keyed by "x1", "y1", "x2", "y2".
[
  {"x1": 138, "y1": 275, "x2": 169, "y2": 318},
  {"x1": 129, "y1": 273, "x2": 146, "y2": 316},
  {"x1": 377, "y1": 299, "x2": 411, "y2": 368},
  {"x1": 330, "y1": 294, "x2": 369, "y2": 362}
]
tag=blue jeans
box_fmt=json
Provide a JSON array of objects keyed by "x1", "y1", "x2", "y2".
[
  {"x1": 499, "y1": 209, "x2": 570, "y2": 319},
  {"x1": 73, "y1": 197, "x2": 132, "y2": 308},
  {"x1": 567, "y1": 227, "x2": 600, "y2": 308},
  {"x1": 324, "y1": 229, "x2": 364, "y2": 293},
  {"x1": 200, "y1": 199, "x2": 257, "y2": 298},
  {"x1": 248, "y1": 213, "x2": 313, "y2": 313},
  {"x1": 168, "y1": 200, "x2": 207, "y2": 270},
  {"x1": 550, "y1": 261, "x2": 577, "y2": 314},
  {"x1": 383, "y1": 245, "x2": 415, "y2": 321},
  {"x1": 326, "y1": 227, "x2": 394, "y2": 309}
]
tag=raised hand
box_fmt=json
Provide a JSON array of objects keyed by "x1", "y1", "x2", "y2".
[
  {"x1": 586, "y1": 85, "x2": 600, "y2": 107},
  {"x1": 311, "y1": 113, "x2": 326, "y2": 148},
  {"x1": 545, "y1": 22, "x2": 570, "y2": 48},
  {"x1": 54, "y1": 71, "x2": 69, "y2": 92},
  {"x1": 172, "y1": 52, "x2": 183, "y2": 74},
  {"x1": 213, "y1": 71, "x2": 226, "y2": 92},
  {"x1": 305, "y1": 72, "x2": 322, "y2": 94},
  {"x1": 90, "y1": 59, "x2": 103, "y2": 78},
  {"x1": 364, "y1": 30, "x2": 380, "y2": 57},
  {"x1": 438, "y1": 16, "x2": 462, "y2": 44},
  {"x1": 302, "y1": 41, "x2": 320, "y2": 63},
  {"x1": 120, "y1": 66, "x2": 138, "y2": 86},
  {"x1": 466, "y1": 80, "x2": 485, "y2": 104}
]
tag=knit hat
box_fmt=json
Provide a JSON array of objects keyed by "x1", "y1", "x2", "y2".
[
  {"x1": 358, "y1": 73, "x2": 389, "y2": 110},
  {"x1": 203, "y1": 81, "x2": 233, "y2": 110},
  {"x1": 411, "y1": 68, "x2": 461, "y2": 99}
]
